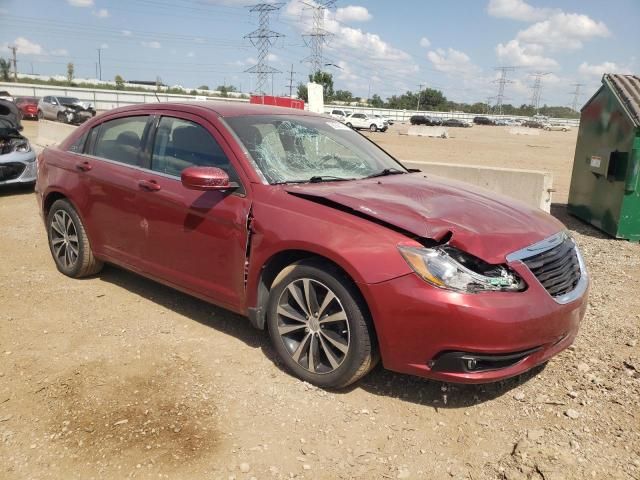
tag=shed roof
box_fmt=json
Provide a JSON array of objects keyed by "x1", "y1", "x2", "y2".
[{"x1": 604, "y1": 73, "x2": 640, "y2": 127}]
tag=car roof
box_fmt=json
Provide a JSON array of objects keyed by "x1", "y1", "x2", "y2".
[{"x1": 103, "y1": 101, "x2": 320, "y2": 119}]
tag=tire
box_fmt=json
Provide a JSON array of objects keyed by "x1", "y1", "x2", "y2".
[
  {"x1": 47, "y1": 199, "x2": 103, "y2": 278},
  {"x1": 562, "y1": 128, "x2": 567, "y2": 132},
  {"x1": 37, "y1": 110, "x2": 43, "y2": 120},
  {"x1": 57, "y1": 112, "x2": 67, "y2": 123},
  {"x1": 369, "y1": 124, "x2": 378, "y2": 132},
  {"x1": 266, "y1": 261, "x2": 377, "y2": 389},
  {"x1": 346, "y1": 122, "x2": 353, "y2": 129}
]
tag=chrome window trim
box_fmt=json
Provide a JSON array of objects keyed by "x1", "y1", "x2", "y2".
[{"x1": 506, "y1": 230, "x2": 588, "y2": 305}]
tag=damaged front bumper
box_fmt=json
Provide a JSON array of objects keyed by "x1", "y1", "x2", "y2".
[
  {"x1": 361, "y1": 258, "x2": 588, "y2": 384},
  {"x1": 0, "y1": 150, "x2": 37, "y2": 185}
]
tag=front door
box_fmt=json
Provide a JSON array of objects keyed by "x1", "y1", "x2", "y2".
[{"x1": 135, "y1": 113, "x2": 251, "y2": 310}]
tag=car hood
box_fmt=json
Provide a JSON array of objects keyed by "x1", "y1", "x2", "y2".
[{"x1": 285, "y1": 173, "x2": 563, "y2": 264}]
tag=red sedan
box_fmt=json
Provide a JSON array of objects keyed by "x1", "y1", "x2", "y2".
[
  {"x1": 14, "y1": 96, "x2": 39, "y2": 120},
  {"x1": 35, "y1": 102, "x2": 589, "y2": 388}
]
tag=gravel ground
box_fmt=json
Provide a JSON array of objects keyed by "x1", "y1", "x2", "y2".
[{"x1": 0, "y1": 121, "x2": 638, "y2": 479}]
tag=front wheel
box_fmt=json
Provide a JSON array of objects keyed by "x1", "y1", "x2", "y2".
[
  {"x1": 57, "y1": 112, "x2": 67, "y2": 123},
  {"x1": 47, "y1": 199, "x2": 103, "y2": 278},
  {"x1": 369, "y1": 124, "x2": 378, "y2": 132},
  {"x1": 267, "y1": 261, "x2": 377, "y2": 388}
]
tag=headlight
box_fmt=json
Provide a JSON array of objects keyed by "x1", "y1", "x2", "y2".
[
  {"x1": 398, "y1": 245, "x2": 525, "y2": 293},
  {"x1": 12, "y1": 139, "x2": 31, "y2": 154}
]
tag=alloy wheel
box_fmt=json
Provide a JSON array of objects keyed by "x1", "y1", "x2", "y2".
[
  {"x1": 276, "y1": 278, "x2": 350, "y2": 374},
  {"x1": 50, "y1": 210, "x2": 79, "y2": 269}
]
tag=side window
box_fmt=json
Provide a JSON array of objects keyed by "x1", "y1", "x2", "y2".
[
  {"x1": 68, "y1": 131, "x2": 88, "y2": 154},
  {"x1": 93, "y1": 116, "x2": 149, "y2": 166},
  {"x1": 43, "y1": 96, "x2": 50, "y2": 103},
  {"x1": 151, "y1": 117, "x2": 239, "y2": 182}
]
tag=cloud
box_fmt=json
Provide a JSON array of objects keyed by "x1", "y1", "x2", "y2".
[
  {"x1": 100, "y1": 43, "x2": 109, "y2": 49},
  {"x1": 122, "y1": 30, "x2": 132, "y2": 36},
  {"x1": 92, "y1": 8, "x2": 110, "y2": 18},
  {"x1": 487, "y1": 0, "x2": 552, "y2": 21},
  {"x1": 266, "y1": 53, "x2": 279, "y2": 62},
  {"x1": 8, "y1": 37, "x2": 45, "y2": 55},
  {"x1": 517, "y1": 12, "x2": 609, "y2": 50},
  {"x1": 187, "y1": 51, "x2": 195, "y2": 58},
  {"x1": 495, "y1": 39, "x2": 558, "y2": 68},
  {"x1": 427, "y1": 48, "x2": 480, "y2": 74},
  {"x1": 141, "y1": 41, "x2": 161, "y2": 49},
  {"x1": 335, "y1": 6, "x2": 372, "y2": 23},
  {"x1": 578, "y1": 61, "x2": 629, "y2": 77},
  {"x1": 419, "y1": 37, "x2": 431, "y2": 48},
  {"x1": 66, "y1": 0, "x2": 93, "y2": 6}
]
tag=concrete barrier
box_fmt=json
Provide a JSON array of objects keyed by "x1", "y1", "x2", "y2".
[
  {"x1": 402, "y1": 160, "x2": 553, "y2": 212},
  {"x1": 407, "y1": 126, "x2": 449, "y2": 138},
  {"x1": 35, "y1": 120, "x2": 77, "y2": 147}
]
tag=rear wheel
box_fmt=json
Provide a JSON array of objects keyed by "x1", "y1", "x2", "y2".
[
  {"x1": 369, "y1": 124, "x2": 378, "y2": 132},
  {"x1": 47, "y1": 199, "x2": 103, "y2": 278},
  {"x1": 267, "y1": 261, "x2": 376, "y2": 388},
  {"x1": 37, "y1": 110, "x2": 43, "y2": 120}
]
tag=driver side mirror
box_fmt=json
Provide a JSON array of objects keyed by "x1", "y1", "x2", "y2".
[{"x1": 181, "y1": 166, "x2": 238, "y2": 191}]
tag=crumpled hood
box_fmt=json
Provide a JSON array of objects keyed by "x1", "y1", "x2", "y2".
[{"x1": 285, "y1": 172, "x2": 564, "y2": 264}]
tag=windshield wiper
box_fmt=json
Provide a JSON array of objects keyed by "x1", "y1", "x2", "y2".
[
  {"x1": 364, "y1": 167, "x2": 407, "y2": 179},
  {"x1": 272, "y1": 175, "x2": 353, "y2": 185}
]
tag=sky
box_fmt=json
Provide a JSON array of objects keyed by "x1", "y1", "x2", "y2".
[{"x1": 0, "y1": 0, "x2": 638, "y2": 107}]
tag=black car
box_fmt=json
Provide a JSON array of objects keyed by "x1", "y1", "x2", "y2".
[
  {"x1": 442, "y1": 118, "x2": 471, "y2": 128},
  {"x1": 473, "y1": 116, "x2": 496, "y2": 125},
  {"x1": 522, "y1": 120, "x2": 545, "y2": 128},
  {"x1": 410, "y1": 115, "x2": 441, "y2": 126}
]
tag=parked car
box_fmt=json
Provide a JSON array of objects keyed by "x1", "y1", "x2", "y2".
[
  {"x1": 0, "y1": 100, "x2": 36, "y2": 186},
  {"x1": 0, "y1": 91, "x2": 13, "y2": 102},
  {"x1": 327, "y1": 108, "x2": 351, "y2": 122},
  {"x1": 36, "y1": 102, "x2": 589, "y2": 388},
  {"x1": 473, "y1": 116, "x2": 496, "y2": 125},
  {"x1": 522, "y1": 120, "x2": 545, "y2": 129},
  {"x1": 37, "y1": 96, "x2": 96, "y2": 124},
  {"x1": 410, "y1": 115, "x2": 441, "y2": 126},
  {"x1": 373, "y1": 114, "x2": 393, "y2": 126},
  {"x1": 14, "y1": 96, "x2": 40, "y2": 120},
  {"x1": 442, "y1": 118, "x2": 472, "y2": 127},
  {"x1": 344, "y1": 112, "x2": 387, "y2": 132},
  {"x1": 543, "y1": 123, "x2": 571, "y2": 132}
]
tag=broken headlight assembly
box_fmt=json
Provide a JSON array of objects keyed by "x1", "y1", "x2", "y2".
[
  {"x1": 13, "y1": 139, "x2": 31, "y2": 154},
  {"x1": 398, "y1": 245, "x2": 525, "y2": 293}
]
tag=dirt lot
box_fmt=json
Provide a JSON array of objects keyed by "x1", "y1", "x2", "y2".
[{"x1": 1, "y1": 121, "x2": 639, "y2": 480}]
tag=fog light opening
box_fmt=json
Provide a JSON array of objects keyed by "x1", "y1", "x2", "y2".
[{"x1": 466, "y1": 358, "x2": 477, "y2": 370}]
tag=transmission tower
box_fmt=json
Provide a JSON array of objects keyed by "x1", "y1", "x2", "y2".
[
  {"x1": 570, "y1": 83, "x2": 585, "y2": 112},
  {"x1": 529, "y1": 72, "x2": 550, "y2": 113},
  {"x1": 302, "y1": 0, "x2": 336, "y2": 75},
  {"x1": 493, "y1": 66, "x2": 516, "y2": 115},
  {"x1": 244, "y1": 3, "x2": 284, "y2": 94}
]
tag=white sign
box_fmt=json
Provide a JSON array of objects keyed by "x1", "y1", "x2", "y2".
[{"x1": 307, "y1": 82, "x2": 324, "y2": 114}]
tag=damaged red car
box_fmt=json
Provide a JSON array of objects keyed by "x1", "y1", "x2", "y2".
[{"x1": 36, "y1": 102, "x2": 589, "y2": 388}]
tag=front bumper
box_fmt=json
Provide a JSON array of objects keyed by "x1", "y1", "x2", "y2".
[
  {"x1": 362, "y1": 259, "x2": 588, "y2": 383},
  {"x1": 0, "y1": 150, "x2": 37, "y2": 185}
]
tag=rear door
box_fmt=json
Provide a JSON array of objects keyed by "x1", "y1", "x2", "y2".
[{"x1": 134, "y1": 113, "x2": 251, "y2": 310}]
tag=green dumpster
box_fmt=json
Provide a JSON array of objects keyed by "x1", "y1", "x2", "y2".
[{"x1": 568, "y1": 73, "x2": 640, "y2": 241}]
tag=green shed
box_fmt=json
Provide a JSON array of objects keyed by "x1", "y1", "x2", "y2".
[{"x1": 568, "y1": 73, "x2": 640, "y2": 241}]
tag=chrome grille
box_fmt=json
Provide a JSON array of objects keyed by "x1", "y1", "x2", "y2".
[{"x1": 522, "y1": 237, "x2": 581, "y2": 297}]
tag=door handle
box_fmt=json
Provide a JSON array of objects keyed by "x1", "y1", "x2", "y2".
[
  {"x1": 75, "y1": 161, "x2": 92, "y2": 172},
  {"x1": 138, "y1": 179, "x2": 161, "y2": 192}
]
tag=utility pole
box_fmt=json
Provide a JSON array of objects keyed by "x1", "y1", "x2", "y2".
[
  {"x1": 287, "y1": 63, "x2": 296, "y2": 97},
  {"x1": 416, "y1": 83, "x2": 424, "y2": 111},
  {"x1": 302, "y1": 0, "x2": 336, "y2": 75},
  {"x1": 8, "y1": 45, "x2": 17, "y2": 81},
  {"x1": 570, "y1": 83, "x2": 585, "y2": 112},
  {"x1": 244, "y1": 3, "x2": 284, "y2": 94},
  {"x1": 97, "y1": 48, "x2": 102, "y2": 80},
  {"x1": 529, "y1": 72, "x2": 550, "y2": 114},
  {"x1": 493, "y1": 66, "x2": 516, "y2": 115}
]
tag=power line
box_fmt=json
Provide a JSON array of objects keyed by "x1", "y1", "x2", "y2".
[
  {"x1": 302, "y1": 0, "x2": 335, "y2": 75},
  {"x1": 570, "y1": 83, "x2": 585, "y2": 112},
  {"x1": 244, "y1": 3, "x2": 284, "y2": 94},
  {"x1": 493, "y1": 66, "x2": 517, "y2": 115},
  {"x1": 529, "y1": 72, "x2": 551, "y2": 113}
]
